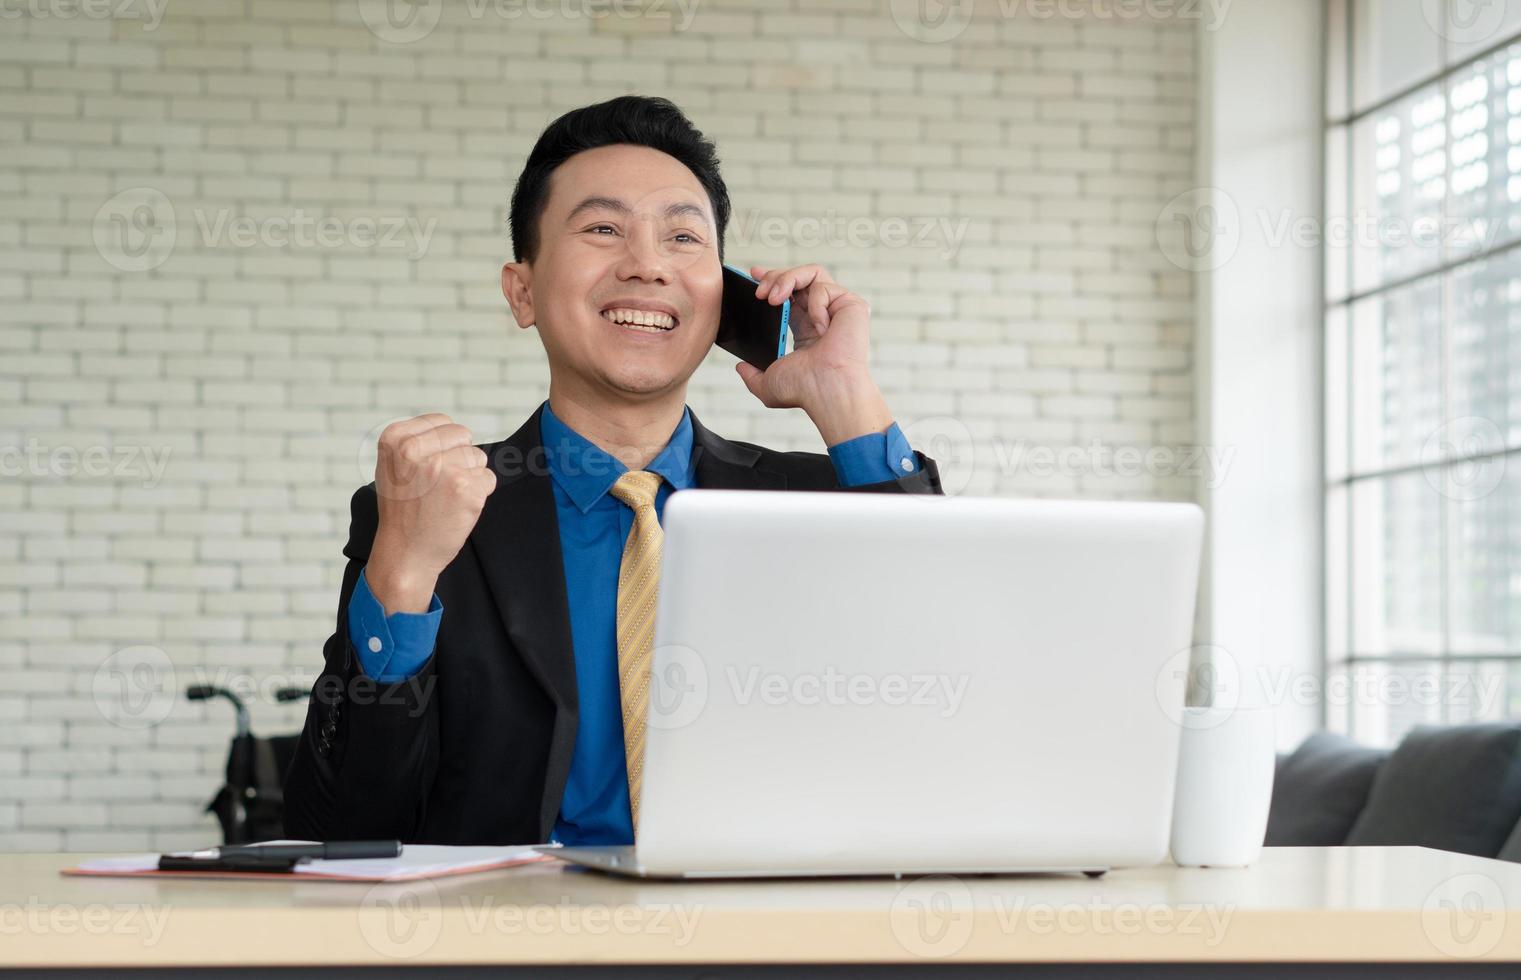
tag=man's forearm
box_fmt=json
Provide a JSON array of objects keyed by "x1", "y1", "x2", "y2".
[{"x1": 803, "y1": 368, "x2": 894, "y2": 447}]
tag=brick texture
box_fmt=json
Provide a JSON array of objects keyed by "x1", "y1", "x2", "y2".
[{"x1": 0, "y1": 0, "x2": 1196, "y2": 848}]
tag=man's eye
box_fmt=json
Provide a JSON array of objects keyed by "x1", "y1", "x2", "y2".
[
  {"x1": 673, "y1": 232, "x2": 700, "y2": 244},
  {"x1": 590, "y1": 225, "x2": 617, "y2": 235}
]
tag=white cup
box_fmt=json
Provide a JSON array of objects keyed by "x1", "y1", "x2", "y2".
[{"x1": 1169, "y1": 705, "x2": 1276, "y2": 867}]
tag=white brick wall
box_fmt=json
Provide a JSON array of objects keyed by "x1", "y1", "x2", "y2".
[{"x1": 0, "y1": 0, "x2": 1197, "y2": 849}]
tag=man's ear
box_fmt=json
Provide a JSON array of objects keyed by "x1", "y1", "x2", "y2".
[{"x1": 501, "y1": 261, "x2": 535, "y2": 330}]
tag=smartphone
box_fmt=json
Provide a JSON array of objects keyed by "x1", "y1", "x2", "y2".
[{"x1": 716, "y1": 263, "x2": 790, "y2": 371}]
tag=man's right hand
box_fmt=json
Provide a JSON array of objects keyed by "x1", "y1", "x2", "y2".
[{"x1": 365, "y1": 413, "x2": 496, "y2": 615}]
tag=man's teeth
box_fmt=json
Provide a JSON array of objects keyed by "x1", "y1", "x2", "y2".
[{"x1": 601, "y1": 308, "x2": 676, "y2": 331}]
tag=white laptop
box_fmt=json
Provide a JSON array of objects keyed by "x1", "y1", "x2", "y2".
[{"x1": 538, "y1": 490, "x2": 1204, "y2": 879}]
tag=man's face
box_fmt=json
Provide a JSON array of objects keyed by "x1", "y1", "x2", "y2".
[{"x1": 503, "y1": 143, "x2": 724, "y2": 400}]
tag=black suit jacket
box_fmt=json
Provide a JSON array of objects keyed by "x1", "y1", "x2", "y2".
[{"x1": 282, "y1": 403, "x2": 943, "y2": 844}]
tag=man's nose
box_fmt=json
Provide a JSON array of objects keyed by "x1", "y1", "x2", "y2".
[{"x1": 615, "y1": 217, "x2": 673, "y2": 283}]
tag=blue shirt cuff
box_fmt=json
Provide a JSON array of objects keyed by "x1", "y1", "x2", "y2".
[
  {"x1": 827, "y1": 421, "x2": 920, "y2": 487},
  {"x1": 347, "y1": 567, "x2": 442, "y2": 682}
]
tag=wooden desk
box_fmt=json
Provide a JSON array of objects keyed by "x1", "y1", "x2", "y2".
[{"x1": 2, "y1": 846, "x2": 1519, "y2": 977}]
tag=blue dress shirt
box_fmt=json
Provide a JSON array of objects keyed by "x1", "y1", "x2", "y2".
[{"x1": 347, "y1": 400, "x2": 918, "y2": 845}]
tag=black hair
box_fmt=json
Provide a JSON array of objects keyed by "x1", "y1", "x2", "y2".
[{"x1": 508, "y1": 95, "x2": 730, "y2": 264}]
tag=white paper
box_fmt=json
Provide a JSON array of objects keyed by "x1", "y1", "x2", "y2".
[
  {"x1": 72, "y1": 841, "x2": 555, "y2": 881},
  {"x1": 295, "y1": 844, "x2": 547, "y2": 880}
]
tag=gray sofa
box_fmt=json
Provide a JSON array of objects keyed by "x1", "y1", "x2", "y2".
[{"x1": 1266, "y1": 722, "x2": 1521, "y2": 862}]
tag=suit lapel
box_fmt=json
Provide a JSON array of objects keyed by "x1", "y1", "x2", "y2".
[
  {"x1": 468, "y1": 406, "x2": 578, "y2": 836},
  {"x1": 470, "y1": 404, "x2": 575, "y2": 711},
  {"x1": 688, "y1": 408, "x2": 787, "y2": 491}
]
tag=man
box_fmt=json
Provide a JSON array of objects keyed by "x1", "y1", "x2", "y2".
[{"x1": 283, "y1": 95, "x2": 943, "y2": 846}]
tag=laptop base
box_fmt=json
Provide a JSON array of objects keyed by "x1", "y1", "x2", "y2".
[{"x1": 536, "y1": 846, "x2": 1111, "y2": 880}]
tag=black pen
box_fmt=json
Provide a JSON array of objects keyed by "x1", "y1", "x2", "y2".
[{"x1": 215, "y1": 840, "x2": 402, "y2": 862}]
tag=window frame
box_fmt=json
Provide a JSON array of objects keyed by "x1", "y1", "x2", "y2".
[{"x1": 1323, "y1": 0, "x2": 1521, "y2": 742}]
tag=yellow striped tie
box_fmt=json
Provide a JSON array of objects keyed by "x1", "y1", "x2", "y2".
[{"x1": 608, "y1": 469, "x2": 664, "y2": 829}]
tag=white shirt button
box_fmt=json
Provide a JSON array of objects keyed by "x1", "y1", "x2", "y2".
[
  {"x1": 899, "y1": 457, "x2": 914, "y2": 472},
  {"x1": 367, "y1": 636, "x2": 383, "y2": 653}
]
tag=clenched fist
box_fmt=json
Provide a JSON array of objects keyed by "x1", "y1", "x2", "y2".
[{"x1": 365, "y1": 413, "x2": 496, "y2": 615}]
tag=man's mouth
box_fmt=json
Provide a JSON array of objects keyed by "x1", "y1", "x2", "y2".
[{"x1": 599, "y1": 305, "x2": 679, "y2": 333}]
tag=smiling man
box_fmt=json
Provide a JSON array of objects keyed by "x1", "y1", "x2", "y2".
[{"x1": 283, "y1": 96, "x2": 943, "y2": 846}]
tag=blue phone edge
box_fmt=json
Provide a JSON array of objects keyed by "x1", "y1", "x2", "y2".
[{"x1": 778, "y1": 300, "x2": 789, "y2": 360}]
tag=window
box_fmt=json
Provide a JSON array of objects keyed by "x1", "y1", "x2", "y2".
[{"x1": 1325, "y1": 1, "x2": 1521, "y2": 744}]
